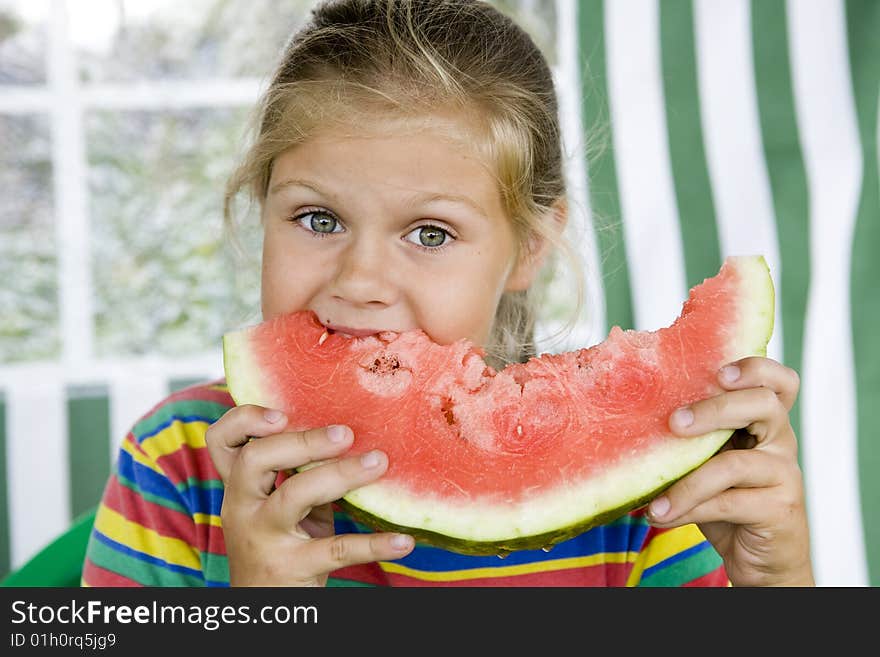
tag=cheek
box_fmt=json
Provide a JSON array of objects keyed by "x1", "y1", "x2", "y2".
[
  {"x1": 417, "y1": 276, "x2": 505, "y2": 346},
  {"x1": 259, "y1": 234, "x2": 307, "y2": 319}
]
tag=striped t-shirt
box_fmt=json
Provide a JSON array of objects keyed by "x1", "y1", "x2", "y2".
[{"x1": 81, "y1": 380, "x2": 729, "y2": 587}]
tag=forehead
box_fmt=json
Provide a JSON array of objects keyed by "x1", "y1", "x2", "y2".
[{"x1": 269, "y1": 112, "x2": 502, "y2": 205}]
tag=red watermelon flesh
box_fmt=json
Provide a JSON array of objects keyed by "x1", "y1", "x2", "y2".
[{"x1": 223, "y1": 255, "x2": 774, "y2": 554}]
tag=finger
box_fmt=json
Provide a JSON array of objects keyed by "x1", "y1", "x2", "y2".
[
  {"x1": 205, "y1": 404, "x2": 289, "y2": 482},
  {"x1": 227, "y1": 424, "x2": 355, "y2": 500},
  {"x1": 299, "y1": 532, "x2": 415, "y2": 573},
  {"x1": 267, "y1": 449, "x2": 389, "y2": 529},
  {"x1": 649, "y1": 487, "x2": 776, "y2": 527},
  {"x1": 669, "y1": 387, "x2": 789, "y2": 446},
  {"x1": 717, "y1": 356, "x2": 800, "y2": 411},
  {"x1": 648, "y1": 478, "x2": 805, "y2": 529},
  {"x1": 645, "y1": 448, "x2": 787, "y2": 525}
]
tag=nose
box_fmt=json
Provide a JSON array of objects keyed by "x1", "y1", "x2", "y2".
[{"x1": 330, "y1": 236, "x2": 398, "y2": 307}]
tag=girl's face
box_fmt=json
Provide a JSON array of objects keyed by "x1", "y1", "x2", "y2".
[{"x1": 260, "y1": 117, "x2": 538, "y2": 347}]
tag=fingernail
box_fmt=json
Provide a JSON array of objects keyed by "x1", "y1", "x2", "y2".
[
  {"x1": 391, "y1": 534, "x2": 413, "y2": 551},
  {"x1": 264, "y1": 409, "x2": 285, "y2": 424},
  {"x1": 672, "y1": 407, "x2": 694, "y2": 428},
  {"x1": 649, "y1": 496, "x2": 670, "y2": 520},
  {"x1": 361, "y1": 450, "x2": 382, "y2": 468},
  {"x1": 327, "y1": 425, "x2": 350, "y2": 443},
  {"x1": 720, "y1": 365, "x2": 741, "y2": 383}
]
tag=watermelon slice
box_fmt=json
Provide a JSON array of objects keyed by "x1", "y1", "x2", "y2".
[{"x1": 223, "y1": 255, "x2": 774, "y2": 555}]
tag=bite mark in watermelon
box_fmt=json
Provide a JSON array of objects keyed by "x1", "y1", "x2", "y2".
[{"x1": 222, "y1": 255, "x2": 774, "y2": 555}]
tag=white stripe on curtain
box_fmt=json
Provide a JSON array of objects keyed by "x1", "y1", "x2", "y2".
[
  {"x1": 788, "y1": 0, "x2": 867, "y2": 586},
  {"x1": 606, "y1": 0, "x2": 687, "y2": 332},
  {"x1": 555, "y1": 0, "x2": 606, "y2": 350},
  {"x1": 693, "y1": 0, "x2": 784, "y2": 365},
  {"x1": 7, "y1": 381, "x2": 69, "y2": 569},
  {"x1": 109, "y1": 375, "x2": 170, "y2": 463}
]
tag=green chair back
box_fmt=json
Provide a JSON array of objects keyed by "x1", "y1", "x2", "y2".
[{"x1": 0, "y1": 508, "x2": 96, "y2": 587}]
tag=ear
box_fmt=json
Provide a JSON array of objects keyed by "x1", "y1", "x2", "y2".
[{"x1": 505, "y1": 199, "x2": 568, "y2": 292}]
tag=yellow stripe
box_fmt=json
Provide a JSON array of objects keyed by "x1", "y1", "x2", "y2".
[
  {"x1": 379, "y1": 551, "x2": 636, "y2": 582},
  {"x1": 94, "y1": 505, "x2": 202, "y2": 571},
  {"x1": 140, "y1": 420, "x2": 210, "y2": 461},
  {"x1": 121, "y1": 438, "x2": 166, "y2": 477},
  {"x1": 626, "y1": 524, "x2": 709, "y2": 586},
  {"x1": 194, "y1": 513, "x2": 222, "y2": 528}
]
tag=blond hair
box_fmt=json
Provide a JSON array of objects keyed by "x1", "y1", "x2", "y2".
[{"x1": 225, "y1": 0, "x2": 583, "y2": 366}]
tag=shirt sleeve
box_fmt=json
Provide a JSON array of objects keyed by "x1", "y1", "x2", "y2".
[
  {"x1": 81, "y1": 384, "x2": 231, "y2": 587},
  {"x1": 626, "y1": 523, "x2": 730, "y2": 587}
]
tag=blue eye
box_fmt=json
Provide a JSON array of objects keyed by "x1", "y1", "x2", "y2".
[
  {"x1": 294, "y1": 210, "x2": 343, "y2": 234},
  {"x1": 404, "y1": 225, "x2": 453, "y2": 249}
]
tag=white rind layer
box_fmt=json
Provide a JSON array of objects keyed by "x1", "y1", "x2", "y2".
[
  {"x1": 223, "y1": 330, "x2": 276, "y2": 408},
  {"x1": 726, "y1": 255, "x2": 775, "y2": 359},
  {"x1": 346, "y1": 430, "x2": 731, "y2": 541}
]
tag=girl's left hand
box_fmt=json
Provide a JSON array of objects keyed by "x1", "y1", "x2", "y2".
[{"x1": 646, "y1": 356, "x2": 815, "y2": 586}]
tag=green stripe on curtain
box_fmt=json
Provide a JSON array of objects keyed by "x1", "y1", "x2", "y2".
[
  {"x1": 660, "y1": 0, "x2": 721, "y2": 288},
  {"x1": 846, "y1": 0, "x2": 880, "y2": 587},
  {"x1": 169, "y1": 377, "x2": 206, "y2": 393},
  {"x1": 0, "y1": 393, "x2": 8, "y2": 579},
  {"x1": 67, "y1": 386, "x2": 111, "y2": 518},
  {"x1": 578, "y1": 0, "x2": 634, "y2": 332},
  {"x1": 751, "y1": 0, "x2": 810, "y2": 445}
]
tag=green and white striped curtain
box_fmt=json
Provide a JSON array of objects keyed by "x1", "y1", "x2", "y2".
[{"x1": 574, "y1": 0, "x2": 878, "y2": 586}]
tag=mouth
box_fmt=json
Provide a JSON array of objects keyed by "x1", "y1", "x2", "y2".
[{"x1": 321, "y1": 323, "x2": 383, "y2": 339}]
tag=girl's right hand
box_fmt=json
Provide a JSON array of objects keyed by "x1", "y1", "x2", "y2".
[{"x1": 205, "y1": 404, "x2": 415, "y2": 586}]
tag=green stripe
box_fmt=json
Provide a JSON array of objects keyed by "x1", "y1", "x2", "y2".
[
  {"x1": 67, "y1": 385, "x2": 112, "y2": 518},
  {"x1": 132, "y1": 399, "x2": 230, "y2": 440},
  {"x1": 637, "y1": 545, "x2": 723, "y2": 587},
  {"x1": 176, "y1": 476, "x2": 224, "y2": 494},
  {"x1": 660, "y1": 0, "x2": 722, "y2": 288},
  {"x1": 201, "y1": 550, "x2": 229, "y2": 584},
  {"x1": 327, "y1": 577, "x2": 378, "y2": 587},
  {"x1": 0, "y1": 393, "x2": 9, "y2": 579},
  {"x1": 87, "y1": 535, "x2": 205, "y2": 586},
  {"x1": 846, "y1": 0, "x2": 880, "y2": 587},
  {"x1": 578, "y1": 0, "x2": 635, "y2": 332},
  {"x1": 751, "y1": 0, "x2": 810, "y2": 447}
]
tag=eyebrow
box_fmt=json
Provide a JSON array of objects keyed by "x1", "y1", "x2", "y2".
[{"x1": 268, "y1": 178, "x2": 488, "y2": 219}]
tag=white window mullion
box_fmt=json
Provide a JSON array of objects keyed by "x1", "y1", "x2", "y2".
[
  {"x1": 50, "y1": 0, "x2": 93, "y2": 369},
  {"x1": 82, "y1": 79, "x2": 264, "y2": 110}
]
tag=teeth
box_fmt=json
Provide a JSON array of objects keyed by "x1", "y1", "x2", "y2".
[{"x1": 318, "y1": 330, "x2": 329, "y2": 346}]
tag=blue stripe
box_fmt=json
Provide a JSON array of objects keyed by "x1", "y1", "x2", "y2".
[
  {"x1": 133, "y1": 414, "x2": 219, "y2": 443},
  {"x1": 117, "y1": 450, "x2": 188, "y2": 507},
  {"x1": 180, "y1": 483, "x2": 224, "y2": 518},
  {"x1": 117, "y1": 444, "x2": 224, "y2": 517},
  {"x1": 640, "y1": 540, "x2": 711, "y2": 580},
  {"x1": 93, "y1": 529, "x2": 205, "y2": 581},
  {"x1": 334, "y1": 512, "x2": 652, "y2": 571}
]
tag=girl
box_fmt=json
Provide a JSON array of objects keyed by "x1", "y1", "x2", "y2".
[{"x1": 82, "y1": 0, "x2": 813, "y2": 587}]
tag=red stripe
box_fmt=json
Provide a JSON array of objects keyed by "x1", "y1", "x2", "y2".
[
  {"x1": 682, "y1": 566, "x2": 729, "y2": 587},
  {"x1": 81, "y1": 558, "x2": 144, "y2": 587},
  {"x1": 103, "y1": 474, "x2": 229, "y2": 557},
  {"x1": 382, "y1": 562, "x2": 633, "y2": 587},
  {"x1": 330, "y1": 563, "x2": 388, "y2": 586},
  {"x1": 102, "y1": 476, "x2": 199, "y2": 545},
  {"x1": 154, "y1": 444, "x2": 221, "y2": 489},
  {"x1": 164, "y1": 379, "x2": 231, "y2": 405}
]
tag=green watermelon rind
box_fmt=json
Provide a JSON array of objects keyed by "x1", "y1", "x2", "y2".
[{"x1": 223, "y1": 255, "x2": 775, "y2": 556}]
